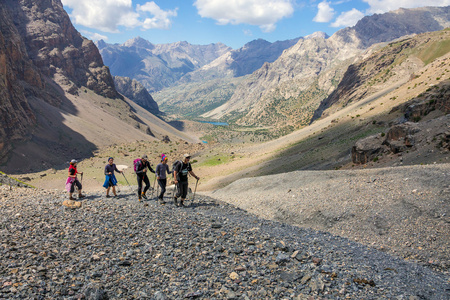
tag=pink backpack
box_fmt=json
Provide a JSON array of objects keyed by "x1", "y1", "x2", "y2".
[{"x1": 133, "y1": 158, "x2": 141, "y2": 173}]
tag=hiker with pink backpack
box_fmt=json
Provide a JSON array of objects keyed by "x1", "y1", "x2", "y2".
[{"x1": 134, "y1": 155, "x2": 155, "y2": 201}]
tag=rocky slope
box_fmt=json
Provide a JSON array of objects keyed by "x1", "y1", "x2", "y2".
[
  {"x1": 203, "y1": 6, "x2": 450, "y2": 130},
  {"x1": 97, "y1": 37, "x2": 231, "y2": 93},
  {"x1": 312, "y1": 29, "x2": 450, "y2": 122},
  {"x1": 113, "y1": 76, "x2": 160, "y2": 115},
  {"x1": 0, "y1": 185, "x2": 449, "y2": 299}
]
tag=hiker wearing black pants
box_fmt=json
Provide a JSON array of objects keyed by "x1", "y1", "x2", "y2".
[
  {"x1": 135, "y1": 155, "x2": 155, "y2": 201},
  {"x1": 173, "y1": 153, "x2": 199, "y2": 207},
  {"x1": 155, "y1": 153, "x2": 172, "y2": 205}
]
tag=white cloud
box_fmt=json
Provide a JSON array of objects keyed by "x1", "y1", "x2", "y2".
[
  {"x1": 194, "y1": 0, "x2": 294, "y2": 32},
  {"x1": 243, "y1": 29, "x2": 253, "y2": 36},
  {"x1": 313, "y1": 1, "x2": 335, "y2": 23},
  {"x1": 363, "y1": 0, "x2": 450, "y2": 14},
  {"x1": 61, "y1": 0, "x2": 177, "y2": 33},
  {"x1": 331, "y1": 8, "x2": 365, "y2": 27},
  {"x1": 80, "y1": 30, "x2": 109, "y2": 41}
]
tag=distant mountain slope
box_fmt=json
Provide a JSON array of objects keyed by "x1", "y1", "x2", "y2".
[
  {"x1": 97, "y1": 37, "x2": 231, "y2": 93},
  {"x1": 113, "y1": 76, "x2": 160, "y2": 115},
  {"x1": 179, "y1": 37, "x2": 303, "y2": 83},
  {"x1": 311, "y1": 29, "x2": 450, "y2": 122},
  {"x1": 203, "y1": 6, "x2": 450, "y2": 131}
]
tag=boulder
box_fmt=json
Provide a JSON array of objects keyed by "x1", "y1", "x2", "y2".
[
  {"x1": 351, "y1": 134, "x2": 386, "y2": 164},
  {"x1": 383, "y1": 122, "x2": 420, "y2": 153}
]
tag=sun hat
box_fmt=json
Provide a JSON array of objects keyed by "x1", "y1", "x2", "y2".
[
  {"x1": 70, "y1": 159, "x2": 77, "y2": 163},
  {"x1": 183, "y1": 153, "x2": 191, "y2": 158},
  {"x1": 142, "y1": 155, "x2": 148, "y2": 159}
]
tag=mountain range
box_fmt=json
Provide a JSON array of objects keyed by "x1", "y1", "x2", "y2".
[
  {"x1": 100, "y1": 6, "x2": 449, "y2": 135},
  {"x1": 0, "y1": 0, "x2": 195, "y2": 173}
]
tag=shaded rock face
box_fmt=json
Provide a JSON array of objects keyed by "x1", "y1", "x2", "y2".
[
  {"x1": 0, "y1": 3, "x2": 39, "y2": 160},
  {"x1": 113, "y1": 76, "x2": 160, "y2": 115},
  {"x1": 5, "y1": 0, "x2": 120, "y2": 99},
  {"x1": 403, "y1": 79, "x2": 450, "y2": 121},
  {"x1": 351, "y1": 123, "x2": 420, "y2": 164}
]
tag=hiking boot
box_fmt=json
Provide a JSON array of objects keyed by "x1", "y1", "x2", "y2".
[
  {"x1": 78, "y1": 194, "x2": 85, "y2": 199},
  {"x1": 138, "y1": 196, "x2": 142, "y2": 202},
  {"x1": 159, "y1": 199, "x2": 165, "y2": 205},
  {"x1": 142, "y1": 193, "x2": 148, "y2": 200},
  {"x1": 69, "y1": 196, "x2": 75, "y2": 200},
  {"x1": 178, "y1": 200, "x2": 185, "y2": 207},
  {"x1": 173, "y1": 197, "x2": 178, "y2": 206},
  {"x1": 106, "y1": 195, "x2": 111, "y2": 198}
]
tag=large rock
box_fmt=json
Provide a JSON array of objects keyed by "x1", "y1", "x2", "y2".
[
  {"x1": 383, "y1": 122, "x2": 421, "y2": 153},
  {"x1": 351, "y1": 134, "x2": 387, "y2": 164}
]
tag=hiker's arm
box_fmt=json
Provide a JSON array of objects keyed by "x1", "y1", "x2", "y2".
[
  {"x1": 189, "y1": 171, "x2": 199, "y2": 180},
  {"x1": 149, "y1": 163, "x2": 155, "y2": 174},
  {"x1": 173, "y1": 171, "x2": 178, "y2": 183}
]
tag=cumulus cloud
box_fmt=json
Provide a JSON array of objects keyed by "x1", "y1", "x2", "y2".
[
  {"x1": 363, "y1": 0, "x2": 450, "y2": 14},
  {"x1": 80, "y1": 30, "x2": 109, "y2": 41},
  {"x1": 194, "y1": 0, "x2": 294, "y2": 32},
  {"x1": 331, "y1": 8, "x2": 365, "y2": 27},
  {"x1": 313, "y1": 1, "x2": 335, "y2": 23},
  {"x1": 61, "y1": 0, "x2": 177, "y2": 33}
]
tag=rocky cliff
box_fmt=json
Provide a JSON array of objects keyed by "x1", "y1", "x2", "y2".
[
  {"x1": 0, "y1": 0, "x2": 129, "y2": 168},
  {"x1": 113, "y1": 76, "x2": 160, "y2": 115},
  {"x1": 97, "y1": 37, "x2": 231, "y2": 93},
  {"x1": 0, "y1": 3, "x2": 38, "y2": 161},
  {"x1": 5, "y1": 0, "x2": 120, "y2": 99}
]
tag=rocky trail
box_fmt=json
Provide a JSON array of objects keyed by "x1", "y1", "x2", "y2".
[{"x1": 0, "y1": 183, "x2": 449, "y2": 299}]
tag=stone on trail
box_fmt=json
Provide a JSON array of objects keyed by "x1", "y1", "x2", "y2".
[{"x1": 62, "y1": 199, "x2": 82, "y2": 209}]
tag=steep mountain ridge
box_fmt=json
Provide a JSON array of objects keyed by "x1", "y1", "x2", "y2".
[
  {"x1": 97, "y1": 38, "x2": 231, "y2": 93},
  {"x1": 0, "y1": 0, "x2": 197, "y2": 173},
  {"x1": 202, "y1": 6, "x2": 450, "y2": 131},
  {"x1": 179, "y1": 37, "x2": 302, "y2": 83}
]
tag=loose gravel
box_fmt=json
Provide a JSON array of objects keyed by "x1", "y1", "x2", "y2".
[{"x1": 0, "y1": 182, "x2": 449, "y2": 299}]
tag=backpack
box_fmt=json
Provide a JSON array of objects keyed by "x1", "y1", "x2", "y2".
[
  {"x1": 133, "y1": 158, "x2": 141, "y2": 173},
  {"x1": 172, "y1": 160, "x2": 181, "y2": 174}
]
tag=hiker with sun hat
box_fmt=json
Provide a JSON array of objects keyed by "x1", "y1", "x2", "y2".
[{"x1": 155, "y1": 153, "x2": 173, "y2": 205}]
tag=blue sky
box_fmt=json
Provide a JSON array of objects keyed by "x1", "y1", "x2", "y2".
[{"x1": 61, "y1": 0, "x2": 450, "y2": 49}]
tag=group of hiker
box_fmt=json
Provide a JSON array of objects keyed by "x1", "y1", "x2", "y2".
[{"x1": 65, "y1": 153, "x2": 199, "y2": 207}]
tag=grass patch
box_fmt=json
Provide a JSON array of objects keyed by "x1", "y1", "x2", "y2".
[{"x1": 197, "y1": 154, "x2": 231, "y2": 167}]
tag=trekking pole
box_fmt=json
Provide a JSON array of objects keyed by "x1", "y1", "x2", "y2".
[
  {"x1": 151, "y1": 174, "x2": 157, "y2": 199},
  {"x1": 122, "y1": 173, "x2": 132, "y2": 190},
  {"x1": 192, "y1": 178, "x2": 199, "y2": 202}
]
